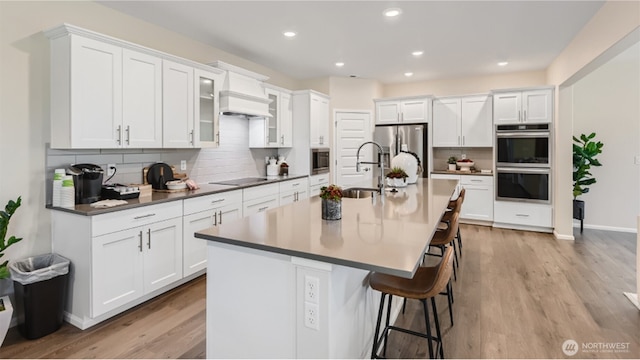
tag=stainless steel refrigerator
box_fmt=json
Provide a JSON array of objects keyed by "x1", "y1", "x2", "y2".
[{"x1": 373, "y1": 124, "x2": 428, "y2": 180}]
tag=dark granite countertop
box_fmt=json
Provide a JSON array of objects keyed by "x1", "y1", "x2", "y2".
[{"x1": 47, "y1": 174, "x2": 308, "y2": 216}]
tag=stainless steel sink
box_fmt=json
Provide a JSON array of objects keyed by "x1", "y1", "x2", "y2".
[{"x1": 342, "y1": 187, "x2": 378, "y2": 199}]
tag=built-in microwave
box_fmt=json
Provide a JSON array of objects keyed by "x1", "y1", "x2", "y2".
[
  {"x1": 496, "y1": 124, "x2": 550, "y2": 167},
  {"x1": 311, "y1": 148, "x2": 330, "y2": 175}
]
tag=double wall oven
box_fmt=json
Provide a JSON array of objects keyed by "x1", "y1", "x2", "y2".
[{"x1": 496, "y1": 124, "x2": 551, "y2": 203}]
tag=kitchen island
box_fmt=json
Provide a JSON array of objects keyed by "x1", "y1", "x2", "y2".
[{"x1": 195, "y1": 178, "x2": 457, "y2": 358}]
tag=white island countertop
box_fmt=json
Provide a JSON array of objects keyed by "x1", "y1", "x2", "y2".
[{"x1": 195, "y1": 178, "x2": 458, "y2": 278}]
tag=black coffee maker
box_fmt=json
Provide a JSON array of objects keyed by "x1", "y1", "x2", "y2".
[{"x1": 67, "y1": 163, "x2": 104, "y2": 204}]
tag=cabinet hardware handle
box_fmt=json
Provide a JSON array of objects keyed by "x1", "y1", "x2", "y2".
[
  {"x1": 126, "y1": 125, "x2": 130, "y2": 145},
  {"x1": 293, "y1": 183, "x2": 299, "y2": 187},
  {"x1": 458, "y1": 136, "x2": 460, "y2": 145},
  {"x1": 116, "y1": 125, "x2": 122, "y2": 145},
  {"x1": 138, "y1": 231, "x2": 143, "y2": 252},
  {"x1": 515, "y1": 213, "x2": 530, "y2": 217},
  {"x1": 295, "y1": 192, "x2": 298, "y2": 201},
  {"x1": 134, "y1": 213, "x2": 156, "y2": 220},
  {"x1": 463, "y1": 136, "x2": 465, "y2": 145},
  {"x1": 211, "y1": 199, "x2": 225, "y2": 204},
  {"x1": 518, "y1": 110, "x2": 521, "y2": 123},
  {"x1": 147, "y1": 229, "x2": 151, "y2": 249},
  {"x1": 216, "y1": 132, "x2": 220, "y2": 146},
  {"x1": 524, "y1": 110, "x2": 527, "y2": 122},
  {"x1": 258, "y1": 206, "x2": 268, "y2": 212},
  {"x1": 470, "y1": 179, "x2": 482, "y2": 182},
  {"x1": 190, "y1": 130, "x2": 194, "y2": 145},
  {"x1": 213, "y1": 212, "x2": 217, "y2": 226},
  {"x1": 218, "y1": 211, "x2": 222, "y2": 224},
  {"x1": 281, "y1": 135, "x2": 284, "y2": 145}
]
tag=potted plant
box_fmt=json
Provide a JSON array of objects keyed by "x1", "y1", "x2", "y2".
[
  {"x1": 447, "y1": 156, "x2": 457, "y2": 171},
  {"x1": 573, "y1": 133, "x2": 603, "y2": 232},
  {"x1": 0, "y1": 196, "x2": 22, "y2": 346},
  {"x1": 320, "y1": 185, "x2": 342, "y2": 220},
  {"x1": 386, "y1": 167, "x2": 408, "y2": 188}
]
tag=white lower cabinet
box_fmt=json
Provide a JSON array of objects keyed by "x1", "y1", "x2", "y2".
[
  {"x1": 459, "y1": 176, "x2": 493, "y2": 222},
  {"x1": 494, "y1": 201, "x2": 552, "y2": 229},
  {"x1": 92, "y1": 214, "x2": 182, "y2": 317},
  {"x1": 431, "y1": 174, "x2": 493, "y2": 222},
  {"x1": 183, "y1": 190, "x2": 242, "y2": 277},
  {"x1": 279, "y1": 178, "x2": 309, "y2": 205},
  {"x1": 243, "y1": 183, "x2": 280, "y2": 216},
  {"x1": 309, "y1": 174, "x2": 330, "y2": 197}
]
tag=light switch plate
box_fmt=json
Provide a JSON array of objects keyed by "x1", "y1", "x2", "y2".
[{"x1": 180, "y1": 160, "x2": 187, "y2": 171}]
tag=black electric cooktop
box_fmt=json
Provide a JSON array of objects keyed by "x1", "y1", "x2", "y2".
[{"x1": 210, "y1": 177, "x2": 270, "y2": 186}]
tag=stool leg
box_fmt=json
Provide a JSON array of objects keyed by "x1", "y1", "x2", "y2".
[
  {"x1": 383, "y1": 294, "x2": 393, "y2": 357},
  {"x1": 402, "y1": 297, "x2": 407, "y2": 314},
  {"x1": 431, "y1": 297, "x2": 444, "y2": 359},
  {"x1": 457, "y1": 227, "x2": 462, "y2": 256},
  {"x1": 421, "y1": 299, "x2": 434, "y2": 359},
  {"x1": 371, "y1": 293, "x2": 386, "y2": 359},
  {"x1": 452, "y1": 241, "x2": 459, "y2": 269},
  {"x1": 447, "y1": 281, "x2": 454, "y2": 327}
]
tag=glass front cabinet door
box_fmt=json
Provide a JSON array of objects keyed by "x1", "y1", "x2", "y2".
[{"x1": 194, "y1": 69, "x2": 224, "y2": 148}]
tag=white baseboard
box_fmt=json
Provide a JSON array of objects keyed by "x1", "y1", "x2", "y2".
[
  {"x1": 623, "y1": 292, "x2": 640, "y2": 310},
  {"x1": 553, "y1": 230, "x2": 575, "y2": 241},
  {"x1": 573, "y1": 221, "x2": 637, "y2": 233}
]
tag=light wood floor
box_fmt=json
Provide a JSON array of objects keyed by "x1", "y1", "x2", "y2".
[{"x1": 1, "y1": 225, "x2": 638, "y2": 359}]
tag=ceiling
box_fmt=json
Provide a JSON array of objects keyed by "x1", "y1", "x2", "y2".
[{"x1": 99, "y1": 1, "x2": 605, "y2": 84}]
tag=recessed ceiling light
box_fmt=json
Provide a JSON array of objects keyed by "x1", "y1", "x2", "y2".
[
  {"x1": 412, "y1": 51, "x2": 424, "y2": 57},
  {"x1": 335, "y1": 62, "x2": 345, "y2": 67},
  {"x1": 383, "y1": 8, "x2": 402, "y2": 17},
  {"x1": 283, "y1": 31, "x2": 296, "y2": 38},
  {"x1": 497, "y1": 61, "x2": 509, "y2": 66},
  {"x1": 404, "y1": 72, "x2": 414, "y2": 77}
]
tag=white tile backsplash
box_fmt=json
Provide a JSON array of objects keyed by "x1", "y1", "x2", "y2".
[{"x1": 44, "y1": 116, "x2": 290, "y2": 203}]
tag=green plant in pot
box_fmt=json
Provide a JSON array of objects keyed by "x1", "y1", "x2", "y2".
[
  {"x1": 573, "y1": 133, "x2": 603, "y2": 232},
  {"x1": 386, "y1": 167, "x2": 409, "y2": 188},
  {"x1": 447, "y1": 156, "x2": 457, "y2": 171},
  {"x1": 0, "y1": 196, "x2": 21, "y2": 346},
  {"x1": 0, "y1": 196, "x2": 22, "y2": 280}
]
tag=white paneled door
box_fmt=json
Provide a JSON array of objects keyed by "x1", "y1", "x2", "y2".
[{"x1": 335, "y1": 111, "x2": 372, "y2": 187}]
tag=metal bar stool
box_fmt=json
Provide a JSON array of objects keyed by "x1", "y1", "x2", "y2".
[{"x1": 370, "y1": 246, "x2": 454, "y2": 359}]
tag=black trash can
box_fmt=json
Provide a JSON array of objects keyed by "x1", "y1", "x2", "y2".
[{"x1": 9, "y1": 253, "x2": 70, "y2": 339}]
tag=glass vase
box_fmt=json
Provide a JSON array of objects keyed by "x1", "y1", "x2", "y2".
[{"x1": 321, "y1": 198, "x2": 342, "y2": 220}]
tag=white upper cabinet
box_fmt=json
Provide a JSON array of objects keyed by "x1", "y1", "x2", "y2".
[
  {"x1": 162, "y1": 60, "x2": 194, "y2": 148},
  {"x1": 375, "y1": 96, "x2": 431, "y2": 125},
  {"x1": 310, "y1": 93, "x2": 330, "y2": 148},
  {"x1": 493, "y1": 88, "x2": 553, "y2": 125},
  {"x1": 250, "y1": 85, "x2": 293, "y2": 148},
  {"x1": 194, "y1": 69, "x2": 223, "y2": 148},
  {"x1": 122, "y1": 49, "x2": 163, "y2": 148},
  {"x1": 432, "y1": 95, "x2": 492, "y2": 147},
  {"x1": 432, "y1": 98, "x2": 461, "y2": 147},
  {"x1": 49, "y1": 34, "x2": 123, "y2": 149},
  {"x1": 45, "y1": 24, "x2": 224, "y2": 149}
]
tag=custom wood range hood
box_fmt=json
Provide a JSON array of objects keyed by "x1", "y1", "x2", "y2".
[{"x1": 210, "y1": 60, "x2": 272, "y2": 118}]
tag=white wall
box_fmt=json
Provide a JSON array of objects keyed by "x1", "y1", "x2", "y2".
[
  {"x1": 547, "y1": 1, "x2": 640, "y2": 239},
  {"x1": 383, "y1": 70, "x2": 547, "y2": 97},
  {"x1": 571, "y1": 42, "x2": 640, "y2": 231}
]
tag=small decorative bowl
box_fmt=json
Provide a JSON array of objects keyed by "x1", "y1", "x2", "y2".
[
  {"x1": 166, "y1": 180, "x2": 187, "y2": 190},
  {"x1": 456, "y1": 161, "x2": 474, "y2": 172}
]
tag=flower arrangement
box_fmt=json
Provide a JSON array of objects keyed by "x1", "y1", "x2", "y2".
[
  {"x1": 386, "y1": 167, "x2": 408, "y2": 179},
  {"x1": 447, "y1": 156, "x2": 457, "y2": 165},
  {"x1": 320, "y1": 184, "x2": 342, "y2": 202}
]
